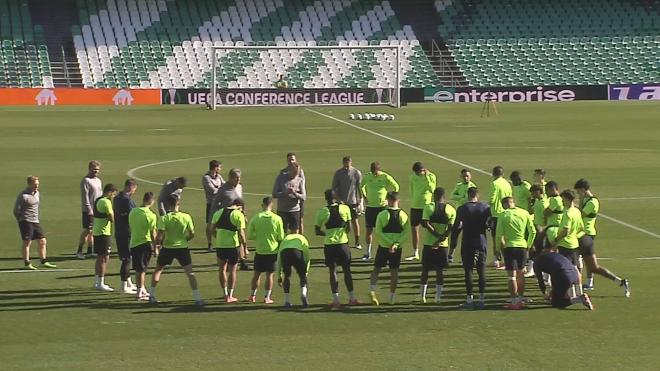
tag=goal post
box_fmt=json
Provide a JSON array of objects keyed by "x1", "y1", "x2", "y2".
[{"x1": 209, "y1": 44, "x2": 402, "y2": 109}]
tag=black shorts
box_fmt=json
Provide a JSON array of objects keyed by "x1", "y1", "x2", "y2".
[
  {"x1": 461, "y1": 244, "x2": 487, "y2": 270},
  {"x1": 323, "y1": 243, "x2": 351, "y2": 268},
  {"x1": 93, "y1": 235, "x2": 112, "y2": 256},
  {"x1": 365, "y1": 206, "x2": 385, "y2": 229},
  {"x1": 278, "y1": 211, "x2": 301, "y2": 232},
  {"x1": 205, "y1": 203, "x2": 212, "y2": 224},
  {"x1": 18, "y1": 221, "x2": 45, "y2": 241},
  {"x1": 502, "y1": 248, "x2": 526, "y2": 271},
  {"x1": 347, "y1": 204, "x2": 359, "y2": 220},
  {"x1": 558, "y1": 247, "x2": 579, "y2": 266},
  {"x1": 131, "y1": 243, "x2": 152, "y2": 273},
  {"x1": 374, "y1": 247, "x2": 403, "y2": 269},
  {"x1": 410, "y1": 208, "x2": 424, "y2": 227},
  {"x1": 422, "y1": 245, "x2": 449, "y2": 271},
  {"x1": 82, "y1": 212, "x2": 93, "y2": 230},
  {"x1": 216, "y1": 247, "x2": 239, "y2": 265},
  {"x1": 157, "y1": 247, "x2": 192, "y2": 267},
  {"x1": 115, "y1": 234, "x2": 131, "y2": 260},
  {"x1": 550, "y1": 269, "x2": 579, "y2": 308},
  {"x1": 578, "y1": 235, "x2": 596, "y2": 257},
  {"x1": 490, "y1": 217, "x2": 498, "y2": 238},
  {"x1": 254, "y1": 253, "x2": 277, "y2": 273},
  {"x1": 280, "y1": 249, "x2": 307, "y2": 277}
]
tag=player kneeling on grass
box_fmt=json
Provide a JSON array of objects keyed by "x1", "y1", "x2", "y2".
[
  {"x1": 211, "y1": 198, "x2": 247, "y2": 303},
  {"x1": 247, "y1": 197, "x2": 285, "y2": 304},
  {"x1": 13, "y1": 176, "x2": 56, "y2": 270},
  {"x1": 277, "y1": 233, "x2": 311, "y2": 308},
  {"x1": 369, "y1": 191, "x2": 410, "y2": 306},
  {"x1": 93, "y1": 184, "x2": 118, "y2": 292},
  {"x1": 149, "y1": 195, "x2": 203, "y2": 307},
  {"x1": 533, "y1": 251, "x2": 593, "y2": 310},
  {"x1": 128, "y1": 192, "x2": 158, "y2": 301},
  {"x1": 496, "y1": 197, "x2": 536, "y2": 310},
  {"x1": 419, "y1": 187, "x2": 456, "y2": 304},
  {"x1": 315, "y1": 189, "x2": 359, "y2": 309}
]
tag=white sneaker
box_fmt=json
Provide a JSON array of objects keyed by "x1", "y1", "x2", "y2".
[
  {"x1": 76, "y1": 252, "x2": 86, "y2": 260},
  {"x1": 136, "y1": 290, "x2": 150, "y2": 301},
  {"x1": 96, "y1": 284, "x2": 114, "y2": 292},
  {"x1": 524, "y1": 269, "x2": 536, "y2": 278},
  {"x1": 355, "y1": 244, "x2": 363, "y2": 250},
  {"x1": 120, "y1": 283, "x2": 137, "y2": 294}
]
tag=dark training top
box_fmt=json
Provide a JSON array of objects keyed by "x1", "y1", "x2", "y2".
[
  {"x1": 113, "y1": 191, "x2": 136, "y2": 236},
  {"x1": 453, "y1": 201, "x2": 491, "y2": 249},
  {"x1": 533, "y1": 252, "x2": 576, "y2": 293}
]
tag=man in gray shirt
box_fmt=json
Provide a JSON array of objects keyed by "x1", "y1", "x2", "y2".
[
  {"x1": 157, "y1": 177, "x2": 187, "y2": 216},
  {"x1": 273, "y1": 163, "x2": 306, "y2": 234},
  {"x1": 77, "y1": 160, "x2": 103, "y2": 259},
  {"x1": 280, "y1": 152, "x2": 307, "y2": 233},
  {"x1": 202, "y1": 160, "x2": 224, "y2": 250},
  {"x1": 332, "y1": 155, "x2": 363, "y2": 249},
  {"x1": 14, "y1": 176, "x2": 56, "y2": 270}
]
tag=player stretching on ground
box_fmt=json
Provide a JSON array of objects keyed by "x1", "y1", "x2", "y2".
[
  {"x1": 448, "y1": 169, "x2": 476, "y2": 262},
  {"x1": 149, "y1": 195, "x2": 203, "y2": 307},
  {"x1": 487, "y1": 165, "x2": 512, "y2": 269},
  {"x1": 419, "y1": 188, "x2": 455, "y2": 304},
  {"x1": 77, "y1": 160, "x2": 102, "y2": 259},
  {"x1": 315, "y1": 190, "x2": 359, "y2": 309},
  {"x1": 332, "y1": 156, "x2": 363, "y2": 250},
  {"x1": 211, "y1": 199, "x2": 247, "y2": 303},
  {"x1": 496, "y1": 197, "x2": 536, "y2": 310},
  {"x1": 574, "y1": 179, "x2": 630, "y2": 297},
  {"x1": 360, "y1": 162, "x2": 399, "y2": 260},
  {"x1": 247, "y1": 197, "x2": 285, "y2": 304},
  {"x1": 534, "y1": 252, "x2": 593, "y2": 310},
  {"x1": 128, "y1": 192, "x2": 158, "y2": 301},
  {"x1": 278, "y1": 233, "x2": 311, "y2": 308},
  {"x1": 202, "y1": 160, "x2": 223, "y2": 251},
  {"x1": 369, "y1": 192, "x2": 410, "y2": 305},
  {"x1": 92, "y1": 184, "x2": 118, "y2": 292},
  {"x1": 406, "y1": 162, "x2": 436, "y2": 261},
  {"x1": 113, "y1": 179, "x2": 138, "y2": 294},
  {"x1": 14, "y1": 176, "x2": 56, "y2": 270},
  {"x1": 453, "y1": 187, "x2": 491, "y2": 309}
]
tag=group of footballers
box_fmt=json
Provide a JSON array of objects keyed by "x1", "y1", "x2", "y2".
[{"x1": 13, "y1": 154, "x2": 630, "y2": 309}]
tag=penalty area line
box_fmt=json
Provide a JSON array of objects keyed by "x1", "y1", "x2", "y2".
[{"x1": 305, "y1": 108, "x2": 660, "y2": 241}]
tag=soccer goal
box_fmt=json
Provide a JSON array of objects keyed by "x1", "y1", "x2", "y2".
[{"x1": 208, "y1": 43, "x2": 402, "y2": 109}]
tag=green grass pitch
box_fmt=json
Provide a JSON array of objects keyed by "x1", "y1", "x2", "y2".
[{"x1": 1, "y1": 101, "x2": 660, "y2": 370}]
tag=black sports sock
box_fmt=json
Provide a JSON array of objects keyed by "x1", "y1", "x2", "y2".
[
  {"x1": 24, "y1": 260, "x2": 30, "y2": 266},
  {"x1": 41, "y1": 259, "x2": 47, "y2": 264}
]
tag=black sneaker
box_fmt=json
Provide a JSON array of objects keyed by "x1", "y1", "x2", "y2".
[
  {"x1": 239, "y1": 260, "x2": 250, "y2": 271},
  {"x1": 448, "y1": 255, "x2": 454, "y2": 264}
]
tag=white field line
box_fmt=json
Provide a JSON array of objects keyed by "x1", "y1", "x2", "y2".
[
  {"x1": 126, "y1": 147, "x2": 363, "y2": 199},
  {"x1": 636, "y1": 257, "x2": 660, "y2": 260},
  {"x1": 600, "y1": 196, "x2": 660, "y2": 201},
  {"x1": 305, "y1": 108, "x2": 660, "y2": 240},
  {"x1": 0, "y1": 268, "x2": 89, "y2": 274}
]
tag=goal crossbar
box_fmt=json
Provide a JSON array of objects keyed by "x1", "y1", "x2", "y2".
[{"x1": 209, "y1": 44, "x2": 402, "y2": 109}]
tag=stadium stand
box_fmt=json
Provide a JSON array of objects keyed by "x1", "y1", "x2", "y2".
[
  {"x1": 437, "y1": 0, "x2": 660, "y2": 87},
  {"x1": 70, "y1": 0, "x2": 439, "y2": 89},
  {"x1": 0, "y1": 0, "x2": 53, "y2": 88}
]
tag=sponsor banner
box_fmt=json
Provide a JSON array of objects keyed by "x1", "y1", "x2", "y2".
[
  {"x1": 0, "y1": 88, "x2": 161, "y2": 105},
  {"x1": 162, "y1": 88, "x2": 393, "y2": 106},
  {"x1": 424, "y1": 85, "x2": 607, "y2": 103},
  {"x1": 424, "y1": 87, "x2": 456, "y2": 102},
  {"x1": 608, "y1": 84, "x2": 660, "y2": 101}
]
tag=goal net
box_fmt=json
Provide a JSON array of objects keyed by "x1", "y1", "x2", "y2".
[{"x1": 208, "y1": 43, "x2": 401, "y2": 109}]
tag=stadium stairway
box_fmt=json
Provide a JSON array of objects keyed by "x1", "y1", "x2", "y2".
[
  {"x1": 391, "y1": 0, "x2": 467, "y2": 87},
  {"x1": 28, "y1": 0, "x2": 83, "y2": 86},
  {"x1": 437, "y1": 0, "x2": 660, "y2": 87},
  {"x1": 70, "y1": 0, "x2": 439, "y2": 89}
]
